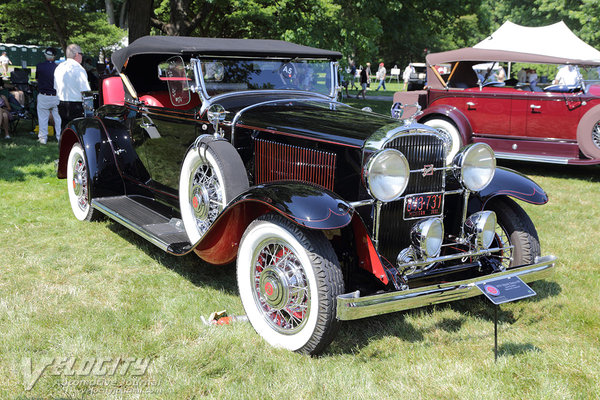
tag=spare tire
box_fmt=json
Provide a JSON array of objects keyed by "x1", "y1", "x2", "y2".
[
  {"x1": 576, "y1": 105, "x2": 600, "y2": 159},
  {"x1": 179, "y1": 136, "x2": 249, "y2": 244}
]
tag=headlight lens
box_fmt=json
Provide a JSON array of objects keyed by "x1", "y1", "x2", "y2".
[
  {"x1": 364, "y1": 149, "x2": 410, "y2": 202},
  {"x1": 411, "y1": 218, "x2": 444, "y2": 258},
  {"x1": 454, "y1": 143, "x2": 496, "y2": 191},
  {"x1": 465, "y1": 211, "x2": 497, "y2": 249}
]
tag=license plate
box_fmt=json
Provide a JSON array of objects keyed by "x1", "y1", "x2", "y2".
[{"x1": 403, "y1": 192, "x2": 444, "y2": 219}]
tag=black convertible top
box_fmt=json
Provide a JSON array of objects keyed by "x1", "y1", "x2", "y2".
[{"x1": 112, "y1": 36, "x2": 342, "y2": 72}]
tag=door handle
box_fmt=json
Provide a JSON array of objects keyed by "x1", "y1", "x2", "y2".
[
  {"x1": 466, "y1": 101, "x2": 476, "y2": 110},
  {"x1": 530, "y1": 104, "x2": 541, "y2": 111}
]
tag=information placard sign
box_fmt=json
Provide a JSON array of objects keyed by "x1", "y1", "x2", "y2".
[{"x1": 476, "y1": 276, "x2": 536, "y2": 305}]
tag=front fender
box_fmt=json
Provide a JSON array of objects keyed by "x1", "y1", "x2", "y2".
[
  {"x1": 193, "y1": 182, "x2": 353, "y2": 265},
  {"x1": 57, "y1": 117, "x2": 124, "y2": 198},
  {"x1": 475, "y1": 167, "x2": 548, "y2": 208},
  {"x1": 419, "y1": 104, "x2": 473, "y2": 144}
]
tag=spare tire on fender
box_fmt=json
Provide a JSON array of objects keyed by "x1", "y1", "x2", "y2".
[
  {"x1": 576, "y1": 104, "x2": 600, "y2": 159},
  {"x1": 179, "y1": 136, "x2": 249, "y2": 244}
]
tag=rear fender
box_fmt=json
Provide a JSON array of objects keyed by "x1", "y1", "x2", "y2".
[
  {"x1": 57, "y1": 118, "x2": 124, "y2": 198},
  {"x1": 473, "y1": 167, "x2": 548, "y2": 209},
  {"x1": 419, "y1": 105, "x2": 473, "y2": 144},
  {"x1": 194, "y1": 182, "x2": 354, "y2": 265}
]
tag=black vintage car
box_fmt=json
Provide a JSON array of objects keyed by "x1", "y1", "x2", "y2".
[{"x1": 57, "y1": 36, "x2": 555, "y2": 355}]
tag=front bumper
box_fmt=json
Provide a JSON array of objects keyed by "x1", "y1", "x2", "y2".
[{"x1": 336, "y1": 255, "x2": 556, "y2": 321}]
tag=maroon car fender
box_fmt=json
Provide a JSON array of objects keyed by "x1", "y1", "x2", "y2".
[
  {"x1": 475, "y1": 167, "x2": 548, "y2": 208},
  {"x1": 193, "y1": 182, "x2": 354, "y2": 265},
  {"x1": 419, "y1": 104, "x2": 473, "y2": 144},
  {"x1": 576, "y1": 103, "x2": 600, "y2": 159}
]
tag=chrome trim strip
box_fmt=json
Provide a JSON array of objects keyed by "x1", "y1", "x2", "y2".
[
  {"x1": 494, "y1": 152, "x2": 571, "y2": 164},
  {"x1": 349, "y1": 199, "x2": 374, "y2": 208},
  {"x1": 337, "y1": 255, "x2": 556, "y2": 321},
  {"x1": 91, "y1": 199, "x2": 170, "y2": 252}
]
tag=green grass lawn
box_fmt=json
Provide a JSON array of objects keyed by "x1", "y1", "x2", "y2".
[{"x1": 1, "y1": 106, "x2": 599, "y2": 399}]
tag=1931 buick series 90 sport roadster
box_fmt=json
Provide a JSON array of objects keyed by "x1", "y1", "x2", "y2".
[{"x1": 56, "y1": 36, "x2": 555, "y2": 354}]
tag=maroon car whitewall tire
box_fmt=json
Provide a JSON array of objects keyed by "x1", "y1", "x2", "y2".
[
  {"x1": 576, "y1": 105, "x2": 600, "y2": 159},
  {"x1": 424, "y1": 118, "x2": 463, "y2": 163}
]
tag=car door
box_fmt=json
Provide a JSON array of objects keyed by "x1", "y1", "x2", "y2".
[
  {"x1": 462, "y1": 87, "x2": 512, "y2": 137},
  {"x1": 525, "y1": 91, "x2": 583, "y2": 140}
]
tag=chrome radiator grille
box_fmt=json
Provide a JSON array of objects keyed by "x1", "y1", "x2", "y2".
[
  {"x1": 378, "y1": 133, "x2": 447, "y2": 263},
  {"x1": 254, "y1": 138, "x2": 336, "y2": 190}
]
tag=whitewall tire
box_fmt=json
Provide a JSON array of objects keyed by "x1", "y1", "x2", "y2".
[
  {"x1": 424, "y1": 118, "x2": 463, "y2": 164},
  {"x1": 179, "y1": 138, "x2": 249, "y2": 244},
  {"x1": 237, "y1": 214, "x2": 344, "y2": 355},
  {"x1": 66, "y1": 143, "x2": 97, "y2": 221}
]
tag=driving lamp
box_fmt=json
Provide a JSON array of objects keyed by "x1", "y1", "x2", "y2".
[
  {"x1": 464, "y1": 211, "x2": 497, "y2": 249},
  {"x1": 410, "y1": 217, "x2": 444, "y2": 259},
  {"x1": 453, "y1": 143, "x2": 496, "y2": 191},
  {"x1": 364, "y1": 149, "x2": 410, "y2": 202}
]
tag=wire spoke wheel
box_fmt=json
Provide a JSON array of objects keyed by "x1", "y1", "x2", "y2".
[
  {"x1": 252, "y1": 240, "x2": 310, "y2": 334},
  {"x1": 592, "y1": 121, "x2": 600, "y2": 150}
]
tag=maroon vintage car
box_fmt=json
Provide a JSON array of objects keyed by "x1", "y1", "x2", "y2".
[{"x1": 394, "y1": 47, "x2": 600, "y2": 165}]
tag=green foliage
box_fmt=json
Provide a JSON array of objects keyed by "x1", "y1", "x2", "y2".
[{"x1": 70, "y1": 15, "x2": 127, "y2": 56}]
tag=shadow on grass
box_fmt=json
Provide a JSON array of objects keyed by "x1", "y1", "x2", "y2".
[
  {"x1": 106, "y1": 222, "x2": 239, "y2": 296},
  {"x1": 498, "y1": 342, "x2": 542, "y2": 357},
  {"x1": 499, "y1": 159, "x2": 600, "y2": 182},
  {"x1": 0, "y1": 135, "x2": 58, "y2": 182}
]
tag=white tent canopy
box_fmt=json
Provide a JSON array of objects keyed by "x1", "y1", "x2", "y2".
[{"x1": 474, "y1": 21, "x2": 600, "y2": 63}]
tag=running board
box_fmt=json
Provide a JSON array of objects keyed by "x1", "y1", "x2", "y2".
[
  {"x1": 494, "y1": 152, "x2": 600, "y2": 165},
  {"x1": 92, "y1": 196, "x2": 192, "y2": 255}
]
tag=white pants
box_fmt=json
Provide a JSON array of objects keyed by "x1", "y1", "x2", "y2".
[{"x1": 37, "y1": 93, "x2": 61, "y2": 141}]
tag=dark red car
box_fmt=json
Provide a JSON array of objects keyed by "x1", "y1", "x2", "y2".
[{"x1": 395, "y1": 48, "x2": 600, "y2": 165}]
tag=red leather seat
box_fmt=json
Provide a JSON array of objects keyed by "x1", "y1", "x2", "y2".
[{"x1": 102, "y1": 77, "x2": 125, "y2": 106}]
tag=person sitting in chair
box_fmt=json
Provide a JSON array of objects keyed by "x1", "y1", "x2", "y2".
[{"x1": 0, "y1": 94, "x2": 13, "y2": 139}]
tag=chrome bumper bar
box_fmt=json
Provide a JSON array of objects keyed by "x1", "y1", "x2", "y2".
[{"x1": 336, "y1": 255, "x2": 556, "y2": 321}]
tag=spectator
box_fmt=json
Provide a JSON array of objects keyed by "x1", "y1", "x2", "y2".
[
  {"x1": 0, "y1": 94, "x2": 12, "y2": 139},
  {"x1": 529, "y1": 69, "x2": 541, "y2": 91},
  {"x1": 357, "y1": 67, "x2": 368, "y2": 100},
  {"x1": 365, "y1": 63, "x2": 372, "y2": 85},
  {"x1": 402, "y1": 63, "x2": 415, "y2": 91},
  {"x1": 348, "y1": 61, "x2": 358, "y2": 90},
  {"x1": 36, "y1": 47, "x2": 61, "y2": 145},
  {"x1": 553, "y1": 65, "x2": 581, "y2": 86},
  {"x1": 375, "y1": 62, "x2": 387, "y2": 91},
  {"x1": 517, "y1": 68, "x2": 527, "y2": 83},
  {"x1": 0, "y1": 52, "x2": 11, "y2": 76},
  {"x1": 494, "y1": 64, "x2": 506, "y2": 86},
  {"x1": 54, "y1": 44, "x2": 91, "y2": 133}
]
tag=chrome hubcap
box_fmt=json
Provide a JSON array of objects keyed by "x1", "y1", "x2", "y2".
[
  {"x1": 252, "y1": 241, "x2": 310, "y2": 334},
  {"x1": 71, "y1": 154, "x2": 88, "y2": 211},
  {"x1": 189, "y1": 158, "x2": 223, "y2": 235},
  {"x1": 592, "y1": 121, "x2": 600, "y2": 150}
]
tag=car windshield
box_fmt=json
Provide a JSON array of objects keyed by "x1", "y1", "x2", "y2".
[{"x1": 199, "y1": 58, "x2": 333, "y2": 97}]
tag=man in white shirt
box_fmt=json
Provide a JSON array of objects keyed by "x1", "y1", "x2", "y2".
[
  {"x1": 54, "y1": 44, "x2": 90, "y2": 133},
  {"x1": 553, "y1": 65, "x2": 581, "y2": 86}
]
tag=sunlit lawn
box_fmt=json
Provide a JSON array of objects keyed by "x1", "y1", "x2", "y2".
[{"x1": 0, "y1": 104, "x2": 599, "y2": 399}]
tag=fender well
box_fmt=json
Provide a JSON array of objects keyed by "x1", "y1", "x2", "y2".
[
  {"x1": 476, "y1": 167, "x2": 548, "y2": 208},
  {"x1": 193, "y1": 182, "x2": 354, "y2": 265},
  {"x1": 419, "y1": 104, "x2": 473, "y2": 144},
  {"x1": 56, "y1": 118, "x2": 123, "y2": 198}
]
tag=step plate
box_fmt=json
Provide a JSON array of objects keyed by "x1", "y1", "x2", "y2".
[{"x1": 92, "y1": 196, "x2": 191, "y2": 254}]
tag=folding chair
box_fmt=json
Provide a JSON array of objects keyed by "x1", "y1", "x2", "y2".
[{"x1": 9, "y1": 68, "x2": 37, "y2": 130}]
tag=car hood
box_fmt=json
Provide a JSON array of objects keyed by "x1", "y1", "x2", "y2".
[{"x1": 208, "y1": 92, "x2": 403, "y2": 148}]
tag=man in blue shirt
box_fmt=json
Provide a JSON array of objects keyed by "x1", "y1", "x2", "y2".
[{"x1": 36, "y1": 47, "x2": 61, "y2": 144}]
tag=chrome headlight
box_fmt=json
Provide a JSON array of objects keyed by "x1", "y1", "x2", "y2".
[
  {"x1": 364, "y1": 149, "x2": 410, "y2": 202},
  {"x1": 465, "y1": 211, "x2": 497, "y2": 249},
  {"x1": 453, "y1": 143, "x2": 496, "y2": 191},
  {"x1": 411, "y1": 217, "x2": 444, "y2": 258}
]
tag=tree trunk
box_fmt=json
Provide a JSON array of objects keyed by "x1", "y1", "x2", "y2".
[
  {"x1": 119, "y1": 0, "x2": 129, "y2": 29},
  {"x1": 105, "y1": 0, "x2": 116, "y2": 25},
  {"x1": 41, "y1": 0, "x2": 68, "y2": 52},
  {"x1": 128, "y1": 0, "x2": 154, "y2": 42}
]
